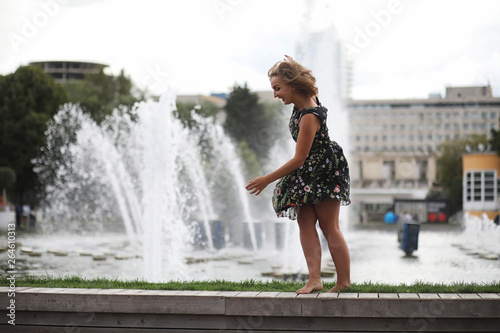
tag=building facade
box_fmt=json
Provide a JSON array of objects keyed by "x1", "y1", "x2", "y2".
[
  {"x1": 29, "y1": 61, "x2": 108, "y2": 83},
  {"x1": 347, "y1": 86, "x2": 500, "y2": 222},
  {"x1": 463, "y1": 152, "x2": 500, "y2": 220}
]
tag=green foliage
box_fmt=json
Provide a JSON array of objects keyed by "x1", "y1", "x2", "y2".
[
  {"x1": 0, "y1": 66, "x2": 68, "y2": 204},
  {"x1": 2, "y1": 275, "x2": 499, "y2": 293},
  {"x1": 490, "y1": 121, "x2": 500, "y2": 156},
  {"x1": 62, "y1": 69, "x2": 141, "y2": 124},
  {"x1": 223, "y1": 84, "x2": 281, "y2": 163},
  {"x1": 434, "y1": 135, "x2": 489, "y2": 215},
  {"x1": 237, "y1": 140, "x2": 261, "y2": 178},
  {"x1": 425, "y1": 189, "x2": 447, "y2": 200},
  {"x1": 0, "y1": 167, "x2": 16, "y2": 189},
  {"x1": 175, "y1": 100, "x2": 219, "y2": 130}
]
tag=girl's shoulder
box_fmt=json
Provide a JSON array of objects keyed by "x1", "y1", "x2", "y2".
[{"x1": 300, "y1": 105, "x2": 327, "y2": 122}]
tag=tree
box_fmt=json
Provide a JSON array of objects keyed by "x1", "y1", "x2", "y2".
[
  {"x1": 62, "y1": 69, "x2": 142, "y2": 123},
  {"x1": 433, "y1": 135, "x2": 489, "y2": 216},
  {"x1": 0, "y1": 167, "x2": 16, "y2": 209},
  {"x1": 490, "y1": 121, "x2": 500, "y2": 155},
  {"x1": 175, "y1": 100, "x2": 219, "y2": 130},
  {"x1": 223, "y1": 84, "x2": 282, "y2": 165},
  {"x1": 0, "y1": 66, "x2": 68, "y2": 204}
]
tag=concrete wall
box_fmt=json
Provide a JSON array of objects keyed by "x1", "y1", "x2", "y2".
[{"x1": 1, "y1": 287, "x2": 499, "y2": 332}]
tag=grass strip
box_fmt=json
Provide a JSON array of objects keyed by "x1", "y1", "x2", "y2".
[{"x1": 1, "y1": 275, "x2": 499, "y2": 293}]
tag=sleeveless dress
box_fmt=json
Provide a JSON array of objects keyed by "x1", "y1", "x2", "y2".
[{"x1": 272, "y1": 101, "x2": 351, "y2": 220}]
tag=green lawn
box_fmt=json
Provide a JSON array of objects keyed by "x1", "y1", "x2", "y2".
[{"x1": 1, "y1": 275, "x2": 499, "y2": 293}]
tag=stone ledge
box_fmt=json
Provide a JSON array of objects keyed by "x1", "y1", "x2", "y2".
[{"x1": 0, "y1": 287, "x2": 499, "y2": 332}]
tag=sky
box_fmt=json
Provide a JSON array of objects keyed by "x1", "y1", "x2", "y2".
[{"x1": 1, "y1": 0, "x2": 499, "y2": 100}]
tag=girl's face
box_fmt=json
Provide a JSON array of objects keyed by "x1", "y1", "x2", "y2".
[{"x1": 270, "y1": 76, "x2": 294, "y2": 105}]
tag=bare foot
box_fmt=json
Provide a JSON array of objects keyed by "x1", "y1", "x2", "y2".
[
  {"x1": 327, "y1": 283, "x2": 351, "y2": 293},
  {"x1": 296, "y1": 279, "x2": 323, "y2": 294}
]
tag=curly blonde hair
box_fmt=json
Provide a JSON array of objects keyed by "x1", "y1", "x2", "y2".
[{"x1": 268, "y1": 58, "x2": 318, "y2": 97}]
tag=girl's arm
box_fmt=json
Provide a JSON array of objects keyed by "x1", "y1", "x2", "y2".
[{"x1": 246, "y1": 113, "x2": 320, "y2": 195}]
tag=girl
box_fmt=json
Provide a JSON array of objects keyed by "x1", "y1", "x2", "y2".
[{"x1": 246, "y1": 55, "x2": 351, "y2": 293}]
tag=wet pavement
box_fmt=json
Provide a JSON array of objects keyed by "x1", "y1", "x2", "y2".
[{"x1": 2, "y1": 223, "x2": 499, "y2": 284}]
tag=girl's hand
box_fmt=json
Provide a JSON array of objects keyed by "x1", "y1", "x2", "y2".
[{"x1": 246, "y1": 176, "x2": 269, "y2": 196}]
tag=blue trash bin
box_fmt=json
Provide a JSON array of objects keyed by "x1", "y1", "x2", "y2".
[{"x1": 400, "y1": 222, "x2": 420, "y2": 255}]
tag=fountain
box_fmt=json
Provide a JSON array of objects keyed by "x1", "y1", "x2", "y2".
[
  {"x1": 35, "y1": 90, "x2": 263, "y2": 281},
  {"x1": 461, "y1": 213, "x2": 500, "y2": 257},
  {"x1": 295, "y1": 2, "x2": 351, "y2": 230}
]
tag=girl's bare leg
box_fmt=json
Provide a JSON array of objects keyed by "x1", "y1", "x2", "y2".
[
  {"x1": 315, "y1": 200, "x2": 351, "y2": 292},
  {"x1": 295, "y1": 205, "x2": 323, "y2": 294}
]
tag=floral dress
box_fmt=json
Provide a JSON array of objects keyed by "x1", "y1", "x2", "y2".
[{"x1": 272, "y1": 102, "x2": 350, "y2": 220}]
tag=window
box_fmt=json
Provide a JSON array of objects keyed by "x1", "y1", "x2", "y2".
[
  {"x1": 485, "y1": 171, "x2": 495, "y2": 201},
  {"x1": 383, "y1": 160, "x2": 395, "y2": 180},
  {"x1": 416, "y1": 159, "x2": 428, "y2": 180},
  {"x1": 465, "y1": 171, "x2": 496, "y2": 203}
]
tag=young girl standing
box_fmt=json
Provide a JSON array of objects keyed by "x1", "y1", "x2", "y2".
[{"x1": 246, "y1": 55, "x2": 351, "y2": 293}]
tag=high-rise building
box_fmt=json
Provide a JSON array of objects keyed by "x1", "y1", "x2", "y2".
[{"x1": 347, "y1": 85, "x2": 500, "y2": 222}]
